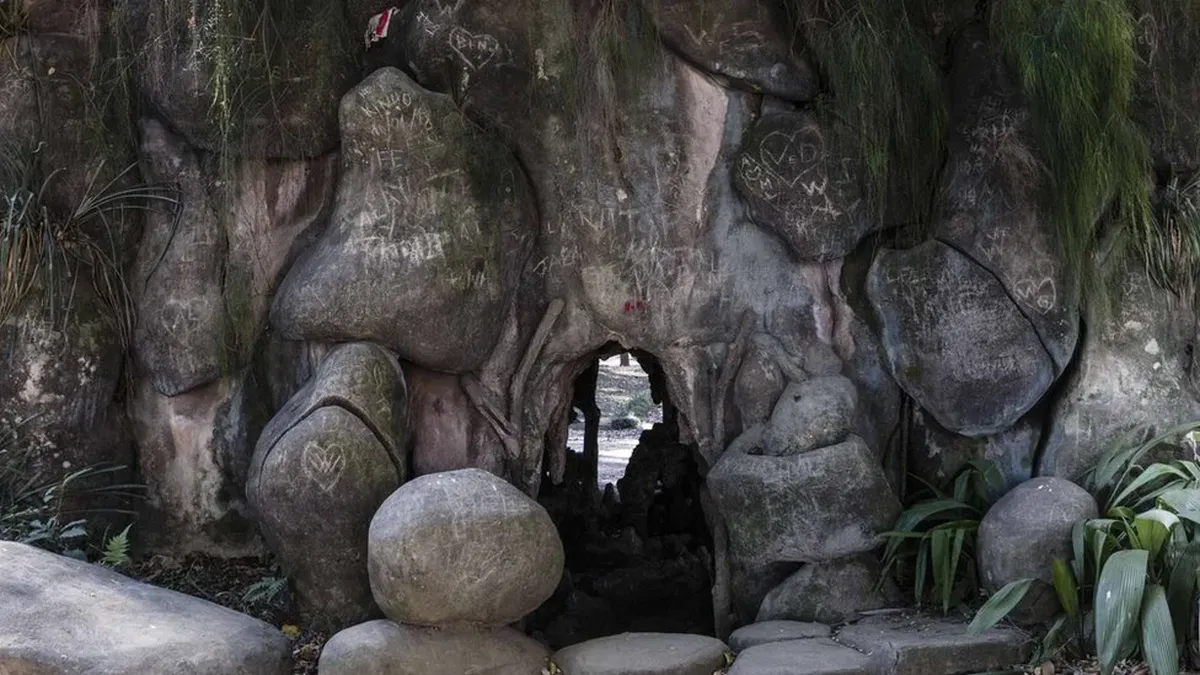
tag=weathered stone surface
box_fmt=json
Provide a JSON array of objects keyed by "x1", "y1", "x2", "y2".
[
  {"x1": 910, "y1": 408, "x2": 1041, "y2": 491},
  {"x1": 552, "y1": 633, "x2": 729, "y2": 675},
  {"x1": 368, "y1": 468, "x2": 564, "y2": 627},
  {"x1": 133, "y1": 117, "x2": 227, "y2": 396},
  {"x1": 649, "y1": 0, "x2": 818, "y2": 101},
  {"x1": 249, "y1": 407, "x2": 401, "y2": 626},
  {"x1": 762, "y1": 376, "x2": 857, "y2": 456},
  {"x1": 272, "y1": 67, "x2": 537, "y2": 373},
  {"x1": 728, "y1": 621, "x2": 831, "y2": 653},
  {"x1": 0, "y1": 542, "x2": 290, "y2": 674},
  {"x1": 733, "y1": 341, "x2": 787, "y2": 428},
  {"x1": 977, "y1": 477, "x2": 1098, "y2": 622},
  {"x1": 936, "y1": 26, "x2": 1078, "y2": 372},
  {"x1": 867, "y1": 242, "x2": 1056, "y2": 437},
  {"x1": 837, "y1": 614, "x2": 1031, "y2": 675},
  {"x1": 733, "y1": 111, "x2": 874, "y2": 262},
  {"x1": 131, "y1": 375, "x2": 262, "y2": 556},
  {"x1": 1130, "y1": 1, "x2": 1200, "y2": 172},
  {"x1": 756, "y1": 556, "x2": 897, "y2": 625},
  {"x1": 127, "y1": 0, "x2": 357, "y2": 158},
  {"x1": 1040, "y1": 271, "x2": 1200, "y2": 481},
  {"x1": 709, "y1": 434, "x2": 899, "y2": 567},
  {"x1": 727, "y1": 639, "x2": 870, "y2": 675},
  {"x1": 318, "y1": 620, "x2": 549, "y2": 675},
  {"x1": 406, "y1": 367, "x2": 509, "y2": 478}
]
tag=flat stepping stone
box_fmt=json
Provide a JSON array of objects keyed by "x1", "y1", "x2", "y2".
[
  {"x1": 553, "y1": 632, "x2": 729, "y2": 675},
  {"x1": 728, "y1": 639, "x2": 871, "y2": 675},
  {"x1": 0, "y1": 542, "x2": 289, "y2": 675},
  {"x1": 729, "y1": 621, "x2": 832, "y2": 652},
  {"x1": 836, "y1": 615, "x2": 1031, "y2": 675}
]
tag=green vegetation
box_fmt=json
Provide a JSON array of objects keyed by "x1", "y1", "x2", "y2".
[
  {"x1": 991, "y1": 0, "x2": 1152, "y2": 307},
  {"x1": 881, "y1": 460, "x2": 1009, "y2": 613},
  {"x1": 971, "y1": 422, "x2": 1200, "y2": 675},
  {"x1": 786, "y1": 0, "x2": 947, "y2": 225},
  {"x1": 1, "y1": 417, "x2": 143, "y2": 562}
]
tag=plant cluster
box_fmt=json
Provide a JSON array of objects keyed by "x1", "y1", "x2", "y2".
[
  {"x1": 1, "y1": 416, "x2": 142, "y2": 567},
  {"x1": 881, "y1": 459, "x2": 1010, "y2": 613},
  {"x1": 970, "y1": 422, "x2": 1200, "y2": 675}
]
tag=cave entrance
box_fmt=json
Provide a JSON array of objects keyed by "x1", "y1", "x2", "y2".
[{"x1": 532, "y1": 344, "x2": 714, "y2": 649}]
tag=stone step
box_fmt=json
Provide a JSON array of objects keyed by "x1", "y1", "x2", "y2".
[
  {"x1": 727, "y1": 638, "x2": 872, "y2": 675},
  {"x1": 728, "y1": 621, "x2": 833, "y2": 653},
  {"x1": 552, "y1": 632, "x2": 731, "y2": 675},
  {"x1": 836, "y1": 615, "x2": 1031, "y2": 675}
]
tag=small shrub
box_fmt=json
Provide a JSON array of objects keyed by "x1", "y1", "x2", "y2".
[
  {"x1": 881, "y1": 459, "x2": 1009, "y2": 613},
  {"x1": 622, "y1": 390, "x2": 655, "y2": 419}
]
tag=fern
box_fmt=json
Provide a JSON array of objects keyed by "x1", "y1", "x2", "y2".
[{"x1": 101, "y1": 524, "x2": 133, "y2": 568}]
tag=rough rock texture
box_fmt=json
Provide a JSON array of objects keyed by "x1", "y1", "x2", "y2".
[
  {"x1": 248, "y1": 342, "x2": 406, "y2": 627},
  {"x1": 756, "y1": 556, "x2": 897, "y2": 624},
  {"x1": 909, "y1": 409, "x2": 1041, "y2": 490},
  {"x1": 0, "y1": 542, "x2": 291, "y2": 675},
  {"x1": 728, "y1": 621, "x2": 831, "y2": 653},
  {"x1": 709, "y1": 434, "x2": 899, "y2": 567},
  {"x1": 368, "y1": 468, "x2": 564, "y2": 627},
  {"x1": 318, "y1": 620, "x2": 550, "y2": 675},
  {"x1": 734, "y1": 112, "x2": 874, "y2": 262},
  {"x1": 762, "y1": 376, "x2": 857, "y2": 456},
  {"x1": 272, "y1": 67, "x2": 538, "y2": 373},
  {"x1": 837, "y1": 614, "x2": 1032, "y2": 675},
  {"x1": 727, "y1": 639, "x2": 870, "y2": 675},
  {"x1": 649, "y1": 0, "x2": 818, "y2": 101},
  {"x1": 1040, "y1": 271, "x2": 1200, "y2": 481},
  {"x1": 868, "y1": 242, "x2": 1056, "y2": 436},
  {"x1": 977, "y1": 477, "x2": 1098, "y2": 621},
  {"x1": 552, "y1": 633, "x2": 729, "y2": 675}
]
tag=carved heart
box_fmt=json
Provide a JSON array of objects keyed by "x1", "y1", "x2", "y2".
[
  {"x1": 1013, "y1": 277, "x2": 1057, "y2": 314},
  {"x1": 447, "y1": 27, "x2": 502, "y2": 71},
  {"x1": 302, "y1": 442, "x2": 346, "y2": 494}
]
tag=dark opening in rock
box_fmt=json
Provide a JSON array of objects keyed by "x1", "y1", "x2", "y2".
[{"x1": 531, "y1": 345, "x2": 714, "y2": 649}]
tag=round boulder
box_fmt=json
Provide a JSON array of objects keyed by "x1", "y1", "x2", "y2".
[
  {"x1": 368, "y1": 468, "x2": 564, "y2": 627},
  {"x1": 977, "y1": 477, "x2": 1098, "y2": 620}
]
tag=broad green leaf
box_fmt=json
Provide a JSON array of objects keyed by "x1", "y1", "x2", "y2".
[
  {"x1": 948, "y1": 527, "x2": 966, "y2": 613},
  {"x1": 1166, "y1": 542, "x2": 1200, "y2": 644},
  {"x1": 1132, "y1": 515, "x2": 1173, "y2": 560},
  {"x1": 915, "y1": 542, "x2": 929, "y2": 605},
  {"x1": 1072, "y1": 520, "x2": 1087, "y2": 581},
  {"x1": 1052, "y1": 558, "x2": 1080, "y2": 621},
  {"x1": 1112, "y1": 465, "x2": 1190, "y2": 510},
  {"x1": 883, "y1": 499, "x2": 978, "y2": 559},
  {"x1": 967, "y1": 459, "x2": 1007, "y2": 504},
  {"x1": 931, "y1": 529, "x2": 952, "y2": 612},
  {"x1": 1140, "y1": 584, "x2": 1179, "y2": 675},
  {"x1": 968, "y1": 579, "x2": 1034, "y2": 635},
  {"x1": 1158, "y1": 489, "x2": 1200, "y2": 514},
  {"x1": 1095, "y1": 550, "x2": 1149, "y2": 675}
]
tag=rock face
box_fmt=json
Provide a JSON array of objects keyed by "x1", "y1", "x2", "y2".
[
  {"x1": 552, "y1": 633, "x2": 729, "y2": 675},
  {"x1": 247, "y1": 343, "x2": 407, "y2": 626},
  {"x1": 272, "y1": 67, "x2": 537, "y2": 373},
  {"x1": 734, "y1": 111, "x2": 874, "y2": 262},
  {"x1": 868, "y1": 242, "x2": 1057, "y2": 436},
  {"x1": 708, "y1": 434, "x2": 899, "y2": 567},
  {"x1": 0, "y1": 542, "x2": 290, "y2": 674},
  {"x1": 368, "y1": 468, "x2": 564, "y2": 627},
  {"x1": 977, "y1": 477, "x2": 1098, "y2": 621},
  {"x1": 319, "y1": 620, "x2": 550, "y2": 675},
  {"x1": 756, "y1": 556, "x2": 897, "y2": 624},
  {"x1": 762, "y1": 376, "x2": 857, "y2": 456}
]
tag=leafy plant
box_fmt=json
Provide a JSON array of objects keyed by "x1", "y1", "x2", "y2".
[
  {"x1": 971, "y1": 422, "x2": 1200, "y2": 675},
  {"x1": 242, "y1": 575, "x2": 288, "y2": 607},
  {"x1": 100, "y1": 524, "x2": 133, "y2": 568},
  {"x1": 881, "y1": 459, "x2": 1009, "y2": 613},
  {"x1": 622, "y1": 390, "x2": 656, "y2": 419}
]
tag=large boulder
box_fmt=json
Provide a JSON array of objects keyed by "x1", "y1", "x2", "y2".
[
  {"x1": 0, "y1": 542, "x2": 290, "y2": 674},
  {"x1": 318, "y1": 620, "x2": 550, "y2": 675},
  {"x1": 708, "y1": 434, "x2": 900, "y2": 567},
  {"x1": 1039, "y1": 270, "x2": 1200, "y2": 481},
  {"x1": 272, "y1": 67, "x2": 537, "y2": 373},
  {"x1": 762, "y1": 376, "x2": 857, "y2": 456},
  {"x1": 552, "y1": 633, "x2": 730, "y2": 675},
  {"x1": 368, "y1": 468, "x2": 564, "y2": 627},
  {"x1": 756, "y1": 555, "x2": 897, "y2": 624},
  {"x1": 977, "y1": 477, "x2": 1098, "y2": 621},
  {"x1": 733, "y1": 111, "x2": 875, "y2": 262},
  {"x1": 867, "y1": 242, "x2": 1057, "y2": 436},
  {"x1": 248, "y1": 342, "x2": 407, "y2": 627}
]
